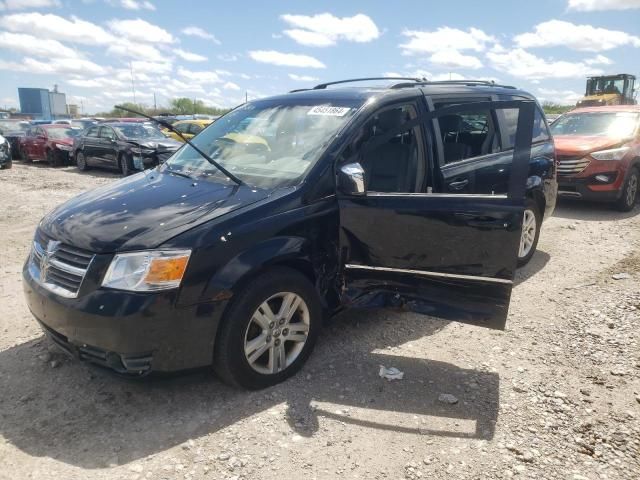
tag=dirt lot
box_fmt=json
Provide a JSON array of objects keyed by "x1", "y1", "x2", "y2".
[{"x1": 0, "y1": 162, "x2": 638, "y2": 480}]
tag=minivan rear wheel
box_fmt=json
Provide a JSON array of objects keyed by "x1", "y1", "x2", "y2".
[
  {"x1": 213, "y1": 267, "x2": 320, "y2": 389},
  {"x1": 616, "y1": 167, "x2": 638, "y2": 212},
  {"x1": 119, "y1": 154, "x2": 132, "y2": 176},
  {"x1": 517, "y1": 200, "x2": 541, "y2": 267}
]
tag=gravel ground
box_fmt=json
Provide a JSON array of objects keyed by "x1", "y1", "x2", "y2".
[{"x1": 0, "y1": 162, "x2": 638, "y2": 480}]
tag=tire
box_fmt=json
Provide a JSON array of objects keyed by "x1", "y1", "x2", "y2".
[
  {"x1": 20, "y1": 148, "x2": 31, "y2": 163},
  {"x1": 46, "y1": 149, "x2": 61, "y2": 167},
  {"x1": 517, "y1": 200, "x2": 542, "y2": 267},
  {"x1": 213, "y1": 267, "x2": 321, "y2": 389},
  {"x1": 615, "y1": 167, "x2": 638, "y2": 212},
  {"x1": 76, "y1": 151, "x2": 89, "y2": 171},
  {"x1": 119, "y1": 154, "x2": 132, "y2": 176},
  {"x1": 1, "y1": 161, "x2": 11, "y2": 169}
]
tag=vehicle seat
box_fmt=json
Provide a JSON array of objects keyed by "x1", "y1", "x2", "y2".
[
  {"x1": 440, "y1": 115, "x2": 472, "y2": 163},
  {"x1": 364, "y1": 109, "x2": 413, "y2": 192}
]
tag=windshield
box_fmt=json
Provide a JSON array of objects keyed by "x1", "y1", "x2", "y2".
[
  {"x1": 0, "y1": 121, "x2": 28, "y2": 134},
  {"x1": 113, "y1": 123, "x2": 166, "y2": 140},
  {"x1": 164, "y1": 100, "x2": 361, "y2": 188},
  {"x1": 47, "y1": 128, "x2": 76, "y2": 139},
  {"x1": 550, "y1": 112, "x2": 639, "y2": 138}
]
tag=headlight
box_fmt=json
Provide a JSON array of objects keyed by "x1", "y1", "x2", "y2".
[
  {"x1": 102, "y1": 250, "x2": 191, "y2": 291},
  {"x1": 131, "y1": 147, "x2": 154, "y2": 155},
  {"x1": 55, "y1": 143, "x2": 72, "y2": 151},
  {"x1": 590, "y1": 146, "x2": 630, "y2": 161}
]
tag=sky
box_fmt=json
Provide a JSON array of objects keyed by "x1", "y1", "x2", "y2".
[{"x1": 0, "y1": 0, "x2": 639, "y2": 113}]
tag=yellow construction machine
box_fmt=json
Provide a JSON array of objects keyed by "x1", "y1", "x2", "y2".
[{"x1": 576, "y1": 74, "x2": 637, "y2": 107}]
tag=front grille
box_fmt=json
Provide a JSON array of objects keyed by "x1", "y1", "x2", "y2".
[
  {"x1": 29, "y1": 230, "x2": 94, "y2": 298},
  {"x1": 557, "y1": 155, "x2": 591, "y2": 176}
]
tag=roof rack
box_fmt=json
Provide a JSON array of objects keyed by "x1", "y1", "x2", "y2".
[
  {"x1": 312, "y1": 77, "x2": 424, "y2": 90},
  {"x1": 390, "y1": 80, "x2": 516, "y2": 90}
]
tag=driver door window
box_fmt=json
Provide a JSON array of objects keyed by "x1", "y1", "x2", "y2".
[{"x1": 348, "y1": 104, "x2": 426, "y2": 193}]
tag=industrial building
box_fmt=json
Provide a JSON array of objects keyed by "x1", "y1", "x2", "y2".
[{"x1": 18, "y1": 86, "x2": 69, "y2": 120}]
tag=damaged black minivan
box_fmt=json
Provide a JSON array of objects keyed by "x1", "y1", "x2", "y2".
[{"x1": 23, "y1": 79, "x2": 557, "y2": 389}]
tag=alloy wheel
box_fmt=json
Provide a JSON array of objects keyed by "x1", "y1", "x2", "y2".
[
  {"x1": 519, "y1": 209, "x2": 537, "y2": 259},
  {"x1": 243, "y1": 292, "x2": 310, "y2": 375}
]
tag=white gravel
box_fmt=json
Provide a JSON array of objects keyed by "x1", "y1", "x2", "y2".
[{"x1": 0, "y1": 162, "x2": 638, "y2": 480}]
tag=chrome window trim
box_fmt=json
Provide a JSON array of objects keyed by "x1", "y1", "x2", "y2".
[
  {"x1": 365, "y1": 192, "x2": 508, "y2": 199},
  {"x1": 345, "y1": 264, "x2": 513, "y2": 285}
]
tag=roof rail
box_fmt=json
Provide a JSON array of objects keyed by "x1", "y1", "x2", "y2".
[
  {"x1": 391, "y1": 80, "x2": 516, "y2": 90},
  {"x1": 312, "y1": 77, "x2": 424, "y2": 90}
]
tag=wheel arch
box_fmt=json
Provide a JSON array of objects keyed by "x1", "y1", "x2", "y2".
[{"x1": 525, "y1": 177, "x2": 546, "y2": 218}]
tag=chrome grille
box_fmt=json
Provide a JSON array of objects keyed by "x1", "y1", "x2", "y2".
[
  {"x1": 28, "y1": 231, "x2": 94, "y2": 298},
  {"x1": 557, "y1": 156, "x2": 591, "y2": 176}
]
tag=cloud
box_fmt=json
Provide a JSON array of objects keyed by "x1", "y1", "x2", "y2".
[
  {"x1": 217, "y1": 53, "x2": 238, "y2": 62},
  {"x1": 514, "y1": 20, "x2": 640, "y2": 52},
  {"x1": 0, "y1": 31, "x2": 81, "y2": 59},
  {"x1": 176, "y1": 66, "x2": 222, "y2": 83},
  {"x1": 536, "y1": 88, "x2": 583, "y2": 105},
  {"x1": 0, "y1": 13, "x2": 114, "y2": 44},
  {"x1": 487, "y1": 47, "x2": 603, "y2": 79},
  {"x1": 288, "y1": 73, "x2": 319, "y2": 82},
  {"x1": 280, "y1": 13, "x2": 380, "y2": 47},
  {"x1": 400, "y1": 27, "x2": 496, "y2": 54},
  {"x1": 181, "y1": 26, "x2": 221, "y2": 44},
  {"x1": 115, "y1": 0, "x2": 155, "y2": 10},
  {"x1": 248, "y1": 50, "x2": 325, "y2": 68},
  {"x1": 429, "y1": 49, "x2": 483, "y2": 69},
  {"x1": 567, "y1": 0, "x2": 640, "y2": 11},
  {"x1": 106, "y1": 39, "x2": 166, "y2": 62},
  {"x1": 585, "y1": 54, "x2": 614, "y2": 65},
  {"x1": 0, "y1": 56, "x2": 107, "y2": 76},
  {"x1": 107, "y1": 18, "x2": 174, "y2": 44},
  {"x1": 130, "y1": 59, "x2": 172, "y2": 74},
  {"x1": 223, "y1": 81, "x2": 240, "y2": 91},
  {"x1": 0, "y1": 0, "x2": 60, "y2": 10},
  {"x1": 174, "y1": 49, "x2": 207, "y2": 62}
]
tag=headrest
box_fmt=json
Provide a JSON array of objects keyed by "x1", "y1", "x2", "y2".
[
  {"x1": 375, "y1": 108, "x2": 405, "y2": 132},
  {"x1": 439, "y1": 115, "x2": 464, "y2": 133}
]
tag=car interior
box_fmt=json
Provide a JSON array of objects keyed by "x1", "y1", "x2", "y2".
[{"x1": 359, "y1": 106, "x2": 424, "y2": 193}]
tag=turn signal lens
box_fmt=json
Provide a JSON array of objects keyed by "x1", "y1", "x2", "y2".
[
  {"x1": 145, "y1": 256, "x2": 190, "y2": 284},
  {"x1": 102, "y1": 250, "x2": 191, "y2": 292}
]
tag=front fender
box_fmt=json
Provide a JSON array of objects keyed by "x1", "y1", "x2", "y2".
[{"x1": 202, "y1": 236, "x2": 311, "y2": 301}]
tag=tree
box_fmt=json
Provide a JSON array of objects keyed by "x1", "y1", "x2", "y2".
[{"x1": 542, "y1": 102, "x2": 573, "y2": 115}]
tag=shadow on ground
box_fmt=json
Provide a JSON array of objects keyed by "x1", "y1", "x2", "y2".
[
  {"x1": 0, "y1": 310, "x2": 499, "y2": 469},
  {"x1": 14, "y1": 159, "x2": 121, "y2": 179},
  {"x1": 553, "y1": 198, "x2": 639, "y2": 221},
  {"x1": 514, "y1": 250, "x2": 550, "y2": 286}
]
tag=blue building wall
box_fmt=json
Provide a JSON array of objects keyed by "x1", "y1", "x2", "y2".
[{"x1": 18, "y1": 88, "x2": 52, "y2": 120}]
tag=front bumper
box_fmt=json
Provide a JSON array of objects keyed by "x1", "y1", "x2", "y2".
[
  {"x1": 558, "y1": 173, "x2": 622, "y2": 202},
  {"x1": 23, "y1": 263, "x2": 226, "y2": 373}
]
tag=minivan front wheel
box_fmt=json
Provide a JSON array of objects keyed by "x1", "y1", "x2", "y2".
[
  {"x1": 214, "y1": 268, "x2": 320, "y2": 389},
  {"x1": 517, "y1": 201, "x2": 541, "y2": 267}
]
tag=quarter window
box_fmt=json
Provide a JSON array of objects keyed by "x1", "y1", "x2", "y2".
[{"x1": 501, "y1": 107, "x2": 550, "y2": 148}]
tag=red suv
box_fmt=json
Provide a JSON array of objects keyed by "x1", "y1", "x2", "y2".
[
  {"x1": 19, "y1": 124, "x2": 78, "y2": 166},
  {"x1": 551, "y1": 106, "x2": 640, "y2": 211}
]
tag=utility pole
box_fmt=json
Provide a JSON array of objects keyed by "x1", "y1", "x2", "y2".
[
  {"x1": 245, "y1": 91, "x2": 248, "y2": 103},
  {"x1": 193, "y1": 97, "x2": 197, "y2": 115},
  {"x1": 153, "y1": 92, "x2": 157, "y2": 112},
  {"x1": 129, "y1": 61, "x2": 137, "y2": 105}
]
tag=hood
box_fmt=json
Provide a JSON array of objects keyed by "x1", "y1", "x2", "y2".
[
  {"x1": 39, "y1": 171, "x2": 270, "y2": 253},
  {"x1": 128, "y1": 138, "x2": 181, "y2": 150},
  {"x1": 553, "y1": 135, "x2": 625, "y2": 156}
]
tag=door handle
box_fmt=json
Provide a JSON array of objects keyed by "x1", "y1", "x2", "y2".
[{"x1": 448, "y1": 179, "x2": 469, "y2": 190}]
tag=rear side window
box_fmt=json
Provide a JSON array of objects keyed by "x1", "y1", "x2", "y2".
[
  {"x1": 435, "y1": 106, "x2": 499, "y2": 164},
  {"x1": 175, "y1": 122, "x2": 191, "y2": 134},
  {"x1": 99, "y1": 126, "x2": 115, "y2": 140},
  {"x1": 86, "y1": 126, "x2": 99, "y2": 138},
  {"x1": 189, "y1": 124, "x2": 204, "y2": 135},
  {"x1": 501, "y1": 107, "x2": 549, "y2": 148}
]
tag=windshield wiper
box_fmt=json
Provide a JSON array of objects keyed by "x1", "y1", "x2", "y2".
[
  {"x1": 165, "y1": 169, "x2": 194, "y2": 180},
  {"x1": 115, "y1": 105, "x2": 244, "y2": 186}
]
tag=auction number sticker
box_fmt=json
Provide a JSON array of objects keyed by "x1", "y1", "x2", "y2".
[{"x1": 307, "y1": 105, "x2": 351, "y2": 117}]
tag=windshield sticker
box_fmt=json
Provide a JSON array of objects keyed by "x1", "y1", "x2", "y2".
[{"x1": 307, "y1": 106, "x2": 351, "y2": 117}]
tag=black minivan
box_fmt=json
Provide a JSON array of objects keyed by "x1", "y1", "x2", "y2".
[{"x1": 23, "y1": 79, "x2": 557, "y2": 389}]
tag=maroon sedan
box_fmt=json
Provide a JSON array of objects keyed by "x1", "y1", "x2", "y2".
[{"x1": 20, "y1": 125, "x2": 79, "y2": 166}]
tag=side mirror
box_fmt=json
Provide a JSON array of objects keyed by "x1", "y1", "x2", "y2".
[{"x1": 338, "y1": 162, "x2": 366, "y2": 196}]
